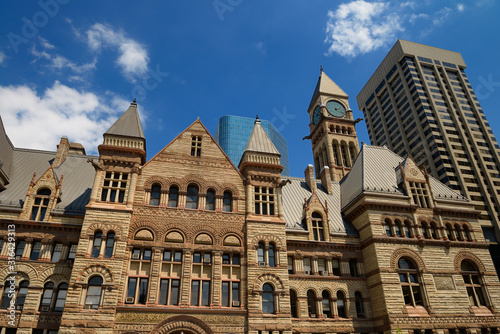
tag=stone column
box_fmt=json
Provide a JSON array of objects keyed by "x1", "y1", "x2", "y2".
[
  {"x1": 39, "y1": 239, "x2": 53, "y2": 261},
  {"x1": 212, "y1": 251, "x2": 223, "y2": 307},
  {"x1": 148, "y1": 247, "x2": 163, "y2": 305},
  {"x1": 312, "y1": 256, "x2": 319, "y2": 275},
  {"x1": 180, "y1": 249, "x2": 193, "y2": 306},
  {"x1": 23, "y1": 238, "x2": 33, "y2": 260}
]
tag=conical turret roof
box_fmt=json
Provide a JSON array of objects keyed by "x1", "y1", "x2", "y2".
[{"x1": 105, "y1": 101, "x2": 145, "y2": 139}]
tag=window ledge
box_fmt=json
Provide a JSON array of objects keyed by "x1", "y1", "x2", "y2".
[{"x1": 404, "y1": 305, "x2": 430, "y2": 317}]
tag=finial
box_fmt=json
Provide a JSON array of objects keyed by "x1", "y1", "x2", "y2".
[
  {"x1": 132, "y1": 98, "x2": 137, "y2": 104},
  {"x1": 256, "y1": 114, "x2": 259, "y2": 120},
  {"x1": 255, "y1": 114, "x2": 260, "y2": 124},
  {"x1": 320, "y1": 65, "x2": 323, "y2": 73}
]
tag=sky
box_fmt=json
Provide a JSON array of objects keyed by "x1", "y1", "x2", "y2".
[{"x1": 1, "y1": 0, "x2": 499, "y2": 177}]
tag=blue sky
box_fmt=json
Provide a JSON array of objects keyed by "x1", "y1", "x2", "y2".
[{"x1": 1, "y1": 0, "x2": 499, "y2": 177}]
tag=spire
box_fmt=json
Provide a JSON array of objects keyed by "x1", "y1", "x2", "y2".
[
  {"x1": 309, "y1": 69, "x2": 349, "y2": 110},
  {"x1": 105, "y1": 100, "x2": 145, "y2": 139},
  {"x1": 244, "y1": 116, "x2": 279, "y2": 155}
]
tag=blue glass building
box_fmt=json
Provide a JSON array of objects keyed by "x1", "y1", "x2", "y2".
[{"x1": 215, "y1": 115, "x2": 290, "y2": 176}]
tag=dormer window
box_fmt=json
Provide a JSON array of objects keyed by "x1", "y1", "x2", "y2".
[
  {"x1": 311, "y1": 212, "x2": 325, "y2": 241},
  {"x1": 409, "y1": 181, "x2": 431, "y2": 208},
  {"x1": 101, "y1": 172, "x2": 128, "y2": 203},
  {"x1": 191, "y1": 136, "x2": 202, "y2": 157},
  {"x1": 31, "y1": 188, "x2": 51, "y2": 221}
]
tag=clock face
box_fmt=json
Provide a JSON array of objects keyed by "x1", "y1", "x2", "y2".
[
  {"x1": 326, "y1": 100, "x2": 346, "y2": 117},
  {"x1": 313, "y1": 106, "x2": 322, "y2": 125}
]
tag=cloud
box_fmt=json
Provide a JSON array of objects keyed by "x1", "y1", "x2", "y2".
[
  {"x1": 409, "y1": 13, "x2": 429, "y2": 24},
  {"x1": 85, "y1": 23, "x2": 149, "y2": 81},
  {"x1": 433, "y1": 7, "x2": 453, "y2": 25},
  {"x1": 0, "y1": 82, "x2": 129, "y2": 154},
  {"x1": 457, "y1": 3, "x2": 465, "y2": 12},
  {"x1": 31, "y1": 44, "x2": 97, "y2": 74},
  {"x1": 0, "y1": 51, "x2": 5, "y2": 64},
  {"x1": 39, "y1": 36, "x2": 55, "y2": 50},
  {"x1": 255, "y1": 42, "x2": 267, "y2": 56},
  {"x1": 325, "y1": 0, "x2": 403, "y2": 58}
]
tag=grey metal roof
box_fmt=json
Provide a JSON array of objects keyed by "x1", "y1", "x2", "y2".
[
  {"x1": 243, "y1": 119, "x2": 280, "y2": 155},
  {"x1": 105, "y1": 102, "x2": 145, "y2": 139},
  {"x1": 0, "y1": 117, "x2": 14, "y2": 183},
  {"x1": 0, "y1": 148, "x2": 96, "y2": 215},
  {"x1": 340, "y1": 144, "x2": 467, "y2": 209},
  {"x1": 282, "y1": 177, "x2": 358, "y2": 236}
]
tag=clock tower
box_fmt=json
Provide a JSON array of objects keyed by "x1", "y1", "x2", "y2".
[{"x1": 306, "y1": 68, "x2": 360, "y2": 182}]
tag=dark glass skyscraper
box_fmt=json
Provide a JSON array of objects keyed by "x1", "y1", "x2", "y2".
[{"x1": 215, "y1": 115, "x2": 289, "y2": 176}]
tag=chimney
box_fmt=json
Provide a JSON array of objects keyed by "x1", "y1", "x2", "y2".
[
  {"x1": 320, "y1": 166, "x2": 333, "y2": 194},
  {"x1": 53, "y1": 137, "x2": 70, "y2": 168},
  {"x1": 304, "y1": 164, "x2": 316, "y2": 193}
]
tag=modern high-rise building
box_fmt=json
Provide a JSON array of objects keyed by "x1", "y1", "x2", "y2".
[
  {"x1": 357, "y1": 40, "x2": 500, "y2": 274},
  {"x1": 215, "y1": 115, "x2": 290, "y2": 176}
]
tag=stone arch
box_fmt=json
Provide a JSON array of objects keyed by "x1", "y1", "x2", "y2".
[
  {"x1": 134, "y1": 228, "x2": 155, "y2": 241},
  {"x1": 86, "y1": 222, "x2": 122, "y2": 239},
  {"x1": 0, "y1": 263, "x2": 37, "y2": 283},
  {"x1": 150, "y1": 315, "x2": 214, "y2": 334},
  {"x1": 309, "y1": 210, "x2": 327, "y2": 220},
  {"x1": 165, "y1": 178, "x2": 183, "y2": 190},
  {"x1": 39, "y1": 274, "x2": 68, "y2": 286},
  {"x1": 454, "y1": 251, "x2": 487, "y2": 272},
  {"x1": 253, "y1": 273, "x2": 285, "y2": 291},
  {"x1": 222, "y1": 234, "x2": 242, "y2": 247},
  {"x1": 251, "y1": 234, "x2": 283, "y2": 249},
  {"x1": 165, "y1": 230, "x2": 185, "y2": 243},
  {"x1": 220, "y1": 183, "x2": 240, "y2": 198},
  {"x1": 143, "y1": 176, "x2": 168, "y2": 190},
  {"x1": 190, "y1": 226, "x2": 218, "y2": 245},
  {"x1": 37, "y1": 266, "x2": 72, "y2": 285},
  {"x1": 129, "y1": 220, "x2": 161, "y2": 240},
  {"x1": 181, "y1": 174, "x2": 209, "y2": 192},
  {"x1": 76, "y1": 264, "x2": 113, "y2": 284},
  {"x1": 194, "y1": 233, "x2": 213, "y2": 245},
  {"x1": 390, "y1": 248, "x2": 426, "y2": 270}
]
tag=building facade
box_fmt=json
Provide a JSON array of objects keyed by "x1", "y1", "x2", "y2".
[
  {"x1": 356, "y1": 40, "x2": 500, "y2": 274},
  {"x1": 215, "y1": 115, "x2": 290, "y2": 176},
  {"x1": 0, "y1": 71, "x2": 499, "y2": 334}
]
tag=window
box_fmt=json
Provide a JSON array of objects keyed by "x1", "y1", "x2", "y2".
[
  {"x1": 317, "y1": 258, "x2": 326, "y2": 275},
  {"x1": 287, "y1": 256, "x2": 294, "y2": 274},
  {"x1": 254, "y1": 187, "x2": 275, "y2": 215},
  {"x1": 101, "y1": 172, "x2": 128, "y2": 203},
  {"x1": 1, "y1": 280, "x2": 13, "y2": 308},
  {"x1": 67, "y1": 244, "x2": 77, "y2": 263},
  {"x1": 54, "y1": 283, "x2": 68, "y2": 312},
  {"x1": 168, "y1": 186, "x2": 179, "y2": 208},
  {"x1": 430, "y1": 222, "x2": 438, "y2": 239},
  {"x1": 268, "y1": 243, "x2": 276, "y2": 267},
  {"x1": 398, "y1": 258, "x2": 423, "y2": 306},
  {"x1": 384, "y1": 219, "x2": 392, "y2": 236},
  {"x1": 16, "y1": 280, "x2": 29, "y2": 310},
  {"x1": 221, "y1": 254, "x2": 240, "y2": 309},
  {"x1": 159, "y1": 278, "x2": 180, "y2": 306},
  {"x1": 159, "y1": 250, "x2": 182, "y2": 306},
  {"x1": 322, "y1": 290, "x2": 332, "y2": 318},
  {"x1": 349, "y1": 259, "x2": 359, "y2": 277},
  {"x1": 463, "y1": 225, "x2": 473, "y2": 242},
  {"x1": 85, "y1": 276, "x2": 103, "y2": 309},
  {"x1": 262, "y1": 283, "x2": 275, "y2": 314},
  {"x1": 51, "y1": 243, "x2": 63, "y2": 262},
  {"x1": 40, "y1": 282, "x2": 54, "y2": 311},
  {"x1": 409, "y1": 182, "x2": 431, "y2": 208},
  {"x1": 91, "y1": 231, "x2": 103, "y2": 258},
  {"x1": 104, "y1": 232, "x2": 115, "y2": 258},
  {"x1": 191, "y1": 280, "x2": 210, "y2": 306},
  {"x1": 461, "y1": 261, "x2": 486, "y2": 307},
  {"x1": 206, "y1": 189, "x2": 216, "y2": 211},
  {"x1": 126, "y1": 277, "x2": 149, "y2": 305},
  {"x1": 15, "y1": 240, "x2": 26, "y2": 259},
  {"x1": 191, "y1": 251, "x2": 212, "y2": 307},
  {"x1": 186, "y1": 185, "x2": 199, "y2": 209},
  {"x1": 31, "y1": 188, "x2": 51, "y2": 221},
  {"x1": 30, "y1": 241, "x2": 42, "y2": 260},
  {"x1": 332, "y1": 259, "x2": 341, "y2": 276},
  {"x1": 307, "y1": 290, "x2": 317, "y2": 317},
  {"x1": 257, "y1": 242, "x2": 265, "y2": 264},
  {"x1": 337, "y1": 291, "x2": 346, "y2": 318},
  {"x1": 150, "y1": 184, "x2": 161, "y2": 206},
  {"x1": 223, "y1": 191, "x2": 232, "y2": 212},
  {"x1": 394, "y1": 220, "x2": 402, "y2": 237},
  {"x1": 311, "y1": 212, "x2": 325, "y2": 241},
  {"x1": 289, "y1": 289, "x2": 298, "y2": 318},
  {"x1": 355, "y1": 291, "x2": 365, "y2": 318},
  {"x1": 303, "y1": 257, "x2": 312, "y2": 274},
  {"x1": 191, "y1": 136, "x2": 202, "y2": 157}
]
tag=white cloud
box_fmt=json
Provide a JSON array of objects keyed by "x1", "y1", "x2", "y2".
[
  {"x1": 0, "y1": 82, "x2": 129, "y2": 154},
  {"x1": 409, "y1": 13, "x2": 429, "y2": 24},
  {"x1": 39, "y1": 36, "x2": 55, "y2": 50},
  {"x1": 85, "y1": 23, "x2": 149, "y2": 81},
  {"x1": 457, "y1": 3, "x2": 465, "y2": 12},
  {"x1": 433, "y1": 7, "x2": 453, "y2": 25},
  {"x1": 400, "y1": 1, "x2": 415, "y2": 9},
  {"x1": 0, "y1": 51, "x2": 5, "y2": 64},
  {"x1": 31, "y1": 45, "x2": 97, "y2": 74},
  {"x1": 325, "y1": 0, "x2": 403, "y2": 58}
]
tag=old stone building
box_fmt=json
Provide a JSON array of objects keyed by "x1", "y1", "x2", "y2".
[{"x1": 0, "y1": 71, "x2": 499, "y2": 334}]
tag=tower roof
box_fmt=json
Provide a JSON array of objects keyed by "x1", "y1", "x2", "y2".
[
  {"x1": 309, "y1": 69, "x2": 349, "y2": 109},
  {"x1": 243, "y1": 117, "x2": 280, "y2": 155},
  {"x1": 105, "y1": 101, "x2": 145, "y2": 139}
]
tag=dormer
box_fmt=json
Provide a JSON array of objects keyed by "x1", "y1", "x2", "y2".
[{"x1": 398, "y1": 157, "x2": 434, "y2": 209}]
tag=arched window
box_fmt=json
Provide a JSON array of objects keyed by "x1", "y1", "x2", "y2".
[
  {"x1": 262, "y1": 283, "x2": 274, "y2": 314},
  {"x1": 463, "y1": 225, "x2": 473, "y2": 242},
  {"x1": 333, "y1": 141, "x2": 341, "y2": 166},
  {"x1": 349, "y1": 259, "x2": 359, "y2": 277},
  {"x1": 85, "y1": 276, "x2": 103, "y2": 309},
  {"x1": 384, "y1": 219, "x2": 392, "y2": 237},
  {"x1": 40, "y1": 282, "x2": 54, "y2": 311},
  {"x1": 394, "y1": 220, "x2": 402, "y2": 237},
  {"x1": 355, "y1": 291, "x2": 365, "y2": 318},
  {"x1": 461, "y1": 261, "x2": 487, "y2": 307},
  {"x1": 257, "y1": 242, "x2": 265, "y2": 264},
  {"x1": 307, "y1": 290, "x2": 317, "y2": 317},
  {"x1": 421, "y1": 222, "x2": 429, "y2": 239},
  {"x1": 446, "y1": 224, "x2": 454, "y2": 240},
  {"x1": 16, "y1": 280, "x2": 29, "y2": 309},
  {"x1": 290, "y1": 289, "x2": 298, "y2": 318},
  {"x1": 398, "y1": 258, "x2": 423, "y2": 306},
  {"x1": 322, "y1": 290, "x2": 332, "y2": 318},
  {"x1": 1, "y1": 280, "x2": 12, "y2": 308},
  {"x1": 104, "y1": 232, "x2": 115, "y2": 258},
  {"x1": 186, "y1": 184, "x2": 199, "y2": 209},
  {"x1": 206, "y1": 189, "x2": 216, "y2": 211},
  {"x1": 91, "y1": 231, "x2": 103, "y2": 258},
  {"x1": 223, "y1": 191, "x2": 232, "y2": 212},
  {"x1": 149, "y1": 184, "x2": 161, "y2": 206},
  {"x1": 455, "y1": 224, "x2": 463, "y2": 241},
  {"x1": 168, "y1": 185, "x2": 179, "y2": 207},
  {"x1": 341, "y1": 143, "x2": 349, "y2": 167},
  {"x1": 312, "y1": 212, "x2": 325, "y2": 241},
  {"x1": 31, "y1": 188, "x2": 51, "y2": 221},
  {"x1": 349, "y1": 143, "x2": 357, "y2": 165},
  {"x1": 268, "y1": 243, "x2": 276, "y2": 267},
  {"x1": 337, "y1": 291, "x2": 346, "y2": 318},
  {"x1": 403, "y1": 220, "x2": 412, "y2": 238},
  {"x1": 430, "y1": 222, "x2": 438, "y2": 239},
  {"x1": 54, "y1": 283, "x2": 68, "y2": 312}
]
